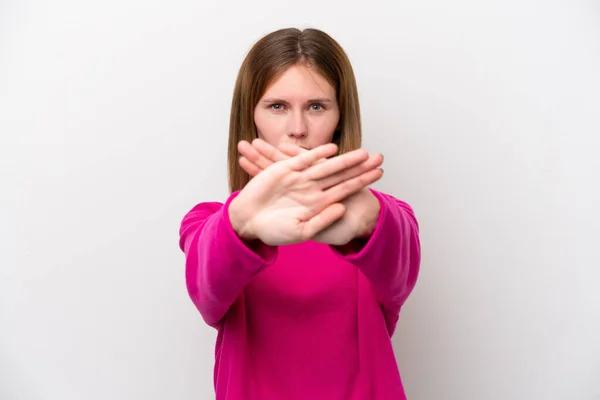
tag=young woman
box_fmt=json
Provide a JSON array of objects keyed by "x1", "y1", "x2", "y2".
[{"x1": 179, "y1": 27, "x2": 421, "y2": 400}]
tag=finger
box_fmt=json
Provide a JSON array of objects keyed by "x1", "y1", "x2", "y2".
[
  {"x1": 318, "y1": 153, "x2": 383, "y2": 189},
  {"x1": 324, "y1": 168, "x2": 384, "y2": 204},
  {"x1": 278, "y1": 143, "x2": 327, "y2": 169},
  {"x1": 239, "y1": 156, "x2": 262, "y2": 177},
  {"x1": 250, "y1": 141, "x2": 329, "y2": 170},
  {"x1": 247, "y1": 141, "x2": 325, "y2": 173},
  {"x1": 301, "y1": 202, "x2": 346, "y2": 240},
  {"x1": 252, "y1": 138, "x2": 289, "y2": 163},
  {"x1": 238, "y1": 140, "x2": 274, "y2": 170},
  {"x1": 278, "y1": 143, "x2": 328, "y2": 166},
  {"x1": 252, "y1": 140, "x2": 320, "y2": 166},
  {"x1": 277, "y1": 143, "x2": 305, "y2": 157},
  {"x1": 286, "y1": 143, "x2": 339, "y2": 171},
  {"x1": 303, "y1": 148, "x2": 369, "y2": 180}
]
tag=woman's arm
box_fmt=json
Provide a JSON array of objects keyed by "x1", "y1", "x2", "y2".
[
  {"x1": 179, "y1": 192, "x2": 278, "y2": 328},
  {"x1": 331, "y1": 189, "x2": 421, "y2": 335}
]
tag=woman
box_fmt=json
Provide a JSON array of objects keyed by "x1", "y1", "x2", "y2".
[{"x1": 179, "y1": 27, "x2": 421, "y2": 400}]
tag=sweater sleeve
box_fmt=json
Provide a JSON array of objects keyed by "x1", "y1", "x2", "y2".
[
  {"x1": 178, "y1": 191, "x2": 278, "y2": 328},
  {"x1": 331, "y1": 189, "x2": 421, "y2": 335}
]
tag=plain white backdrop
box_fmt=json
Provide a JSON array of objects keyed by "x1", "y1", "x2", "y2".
[{"x1": 1, "y1": 1, "x2": 599, "y2": 399}]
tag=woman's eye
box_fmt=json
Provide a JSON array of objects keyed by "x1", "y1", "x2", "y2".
[
  {"x1": 310, "y1": 104, "x2": 324, "y2": 111},
  {"x1": 270, "y1": 104, "x2": 284, "y2": 111}
]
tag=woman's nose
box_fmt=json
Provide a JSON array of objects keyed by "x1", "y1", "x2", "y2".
[
  {"x1": 287, "y1": 112, "x2": 308, "y2": 138},
  {"x1": 288, "y1": 130, "x2": 307, "y2": 139}
]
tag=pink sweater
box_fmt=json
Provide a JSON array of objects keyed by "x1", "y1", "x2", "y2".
[{"x1": 179, "y1": 189, "x2": 421, "y2": 399}]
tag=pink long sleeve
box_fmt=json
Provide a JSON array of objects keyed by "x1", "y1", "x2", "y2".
[
  {"x1": 178, "y1": 192, "x2": 278, "y2": 327},
  {"x1": 180, "y1": 188, "x2": 419, "y2": 399},
  {"x1": 332, "y1": 189, "x2": 421, "y2": 335}
]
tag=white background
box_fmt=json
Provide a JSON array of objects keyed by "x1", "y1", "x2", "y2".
[{"x1": 1, "y1": 1, "x2": 599, "y2": 399}]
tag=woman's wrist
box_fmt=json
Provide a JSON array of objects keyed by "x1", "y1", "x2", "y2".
[
  {"x1": 228, "y1": 197, "x2": 257, "y2": 241},
  {"x1": 357, "y1": 189, "x2": 381, "y2": 239}
]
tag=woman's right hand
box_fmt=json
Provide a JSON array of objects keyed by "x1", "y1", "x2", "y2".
[{"x1": 228, "y1": 140, "x2": 383, "y2": 246}]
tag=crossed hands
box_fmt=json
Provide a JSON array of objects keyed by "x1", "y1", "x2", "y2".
[{"x1": 228, "y1": 139, "x2": 384, "y2": 247}]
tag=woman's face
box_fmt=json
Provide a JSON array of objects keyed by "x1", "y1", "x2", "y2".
[{"x1": 254, "y1": 63, "x2": 340, "y2": 150}]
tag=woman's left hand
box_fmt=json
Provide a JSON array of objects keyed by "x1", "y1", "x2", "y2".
[{"x1": 238, "y1": 139, "x2": 382, "y2": 246}]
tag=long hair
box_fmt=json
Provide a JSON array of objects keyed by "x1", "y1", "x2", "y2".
[{"x1": 227, "y1": 27, "x2": 362, "y2": 193}]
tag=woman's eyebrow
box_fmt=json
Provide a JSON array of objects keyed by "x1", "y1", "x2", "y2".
[{"x1": 261, "y1": 97, "x2": 333, "y2": 103}]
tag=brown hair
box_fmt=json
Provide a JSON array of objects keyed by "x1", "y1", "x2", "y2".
[{"x1": 227, "y1": 27, "x2": 362, "y2": 193}]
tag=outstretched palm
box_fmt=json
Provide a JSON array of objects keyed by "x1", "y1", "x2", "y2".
[
  {"x1": 229, "y1": 141, "x2": 381, "y2": 246},
  {"x1": 235, "y1": 139, "x2": 384, "y2": 246}
]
